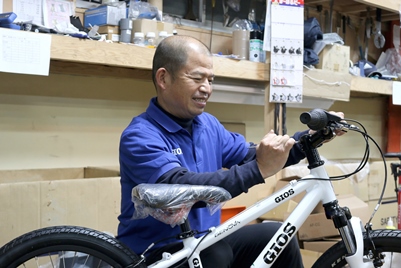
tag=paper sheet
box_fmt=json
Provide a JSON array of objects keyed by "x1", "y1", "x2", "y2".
[
  {"x1": 43, "y1": 0, "x2": 74, "y2": 29},
  {"x1": 0, "y1": 28, "x2": 51, "y2": 76},
  {"x1": 13, "y1": 0, "x2": 44, "y2": 26},
  {"x1": 393, "y1": 81, "x2": 401, "y2": 105}
]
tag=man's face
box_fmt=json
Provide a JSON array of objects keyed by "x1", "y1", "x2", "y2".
[{"x1": 160, "y1": 48, "x2": 214, "y2": 119}]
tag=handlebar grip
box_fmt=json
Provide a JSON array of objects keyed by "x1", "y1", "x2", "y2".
[{"x1": 299, "y1": 109, "x2": 328, "y2": 130}]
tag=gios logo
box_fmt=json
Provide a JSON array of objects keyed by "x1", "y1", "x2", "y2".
[
  {"x1": 274, "y1": 189, "x2": 294, "y2": 203},
  {"x1": 263, "y1": 222, "x2": 297, "y2": 264}
]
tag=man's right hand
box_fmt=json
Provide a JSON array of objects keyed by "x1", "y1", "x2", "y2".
[{"x1": 255, "y1": 130, "x2": 295, "y2": 179}]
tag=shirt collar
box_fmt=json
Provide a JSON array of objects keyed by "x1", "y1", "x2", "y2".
[{"x1": 146, "y1": 97, "x2": 203, "y2": 133}]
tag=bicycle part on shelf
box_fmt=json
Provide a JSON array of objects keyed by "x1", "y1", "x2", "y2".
[
  {"x1": 364, "y1": 7, "x2": 373, "y2": 60},
  {"x1": 374, "y1": 8, "x2": 385, "y2": 49},
  {"x1": 184, "y1": 0, "x2": 197, "y2": 21},
  {"x1": 324, "y1": 9, "x2": 329, "y2": 33},
  {"x1": 0, "y1": 225, "x2": 146, "y2": 268},
  {"x1": 342, "y1": 15, "x2": 347, "y2": 43}
]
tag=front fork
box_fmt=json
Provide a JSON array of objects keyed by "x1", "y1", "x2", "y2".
[{"x1": 325, "y1": 201, "x2": 383, "y2": 267}]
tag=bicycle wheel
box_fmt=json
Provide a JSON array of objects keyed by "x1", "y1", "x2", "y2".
[
  {"x1": 312, "y1": 229, "x2": 401, "y2": 268},
  {"x1": 0, "y1": 225, "x2": 147, "y2": 268}
]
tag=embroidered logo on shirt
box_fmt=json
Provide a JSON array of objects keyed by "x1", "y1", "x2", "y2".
[{"x1": 172, "y1": 148, "x2": 183, "y2": 155}]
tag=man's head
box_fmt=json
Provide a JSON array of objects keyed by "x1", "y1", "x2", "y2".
[{"x1": 152, "y1": 35, "x2": 215, "y2": 119}]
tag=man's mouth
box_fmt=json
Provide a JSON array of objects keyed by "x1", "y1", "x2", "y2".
[{"x1": 193, "y1": 98, "x2": 207, "y2": 103}]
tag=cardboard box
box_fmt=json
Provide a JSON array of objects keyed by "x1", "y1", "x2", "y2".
[
  {"x1": 300, "y1": 249, "x2": 322, "y2": 268},
  {"x1": 97, "y1": 25, "x2": 120, "y2": 34},
  {"x1": 303, "y1": 237, "x2": 341, "y2": 253},
  {"x1": 298, "y1": 195, "x2": 370, "y2": 241},
  {"x1": 75, "y1": 7, "x2": 86, "y2": 25},
  {"x1": 368, "y1": 198, "x2": 398, "y2": 229},
  {"x1": 84, "y1": 5, "x2": 126, "y2": 27},
  {"x1": 281, "y1": 160, "x2": 369, "y2": 201},
  {"x1": 2, "y1": 0, "x2": 13, "y2": 13},
  {"x1": 0, "y1": 166, "x2": 119, "y2": 183},
  {"x1": 97, "y1": 25, "x2": 120, "y2": 41},
  {"x1": 84, "y1": 165, "x2": 120, "y2": 178},
  {"x1": 131, "y1": 19, "x2": 175, "y2": 36},
  {"x1": 315, "y1": 44, "x2": 350, "y2": 73},
  {"x1": 368, "y1": 160, "x2": 399, "y2": 201},
  {"x1": 224, "y1": 175, "x2": 278, "y2": 209},
  {"x1": 0, "y1": 167, "x2": 85, "y2": 183},
  {"x1": 0, "y1": 167, "x2": 121, "y2": 247}
]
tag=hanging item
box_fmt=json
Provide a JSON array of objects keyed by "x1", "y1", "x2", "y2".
[{"x1": 269, "y1": 0, "x2": 304, "y2": 105}]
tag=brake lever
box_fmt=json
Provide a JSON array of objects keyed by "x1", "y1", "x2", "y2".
[{"x1": 333, "y1": 121, "x2": 359, "y2": 132}]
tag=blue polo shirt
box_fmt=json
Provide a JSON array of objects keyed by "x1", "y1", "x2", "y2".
[{"x1": 117, "y1": 98, "x2": 251, "y2": 254}]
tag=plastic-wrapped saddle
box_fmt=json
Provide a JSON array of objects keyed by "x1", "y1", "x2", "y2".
[{"x1": 131, "y1": 184, "x2": 232, "y2": 227}]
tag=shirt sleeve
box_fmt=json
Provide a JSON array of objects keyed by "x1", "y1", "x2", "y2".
[
  {"x1": 119, "y1": 124, "x2": 181, "y2": 185},
  {"x1": 238, "y1": 130, "x2": 308, "y2": 167},
  {"x1": 156, "y1": 160, "x2": 265, "y2": 198}
]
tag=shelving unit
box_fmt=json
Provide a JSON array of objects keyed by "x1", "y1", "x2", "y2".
[
  {"x1": 0, "y1": 30, "x2": 394, "y2": 104},
  {"x1": 49, "y1": 33, "x2": 392, "y2": 98}
]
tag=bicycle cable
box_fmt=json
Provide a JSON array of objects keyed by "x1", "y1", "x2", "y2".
[
  {"x1": 298, "y1": 117, "x2": 388, "y2": 228},
  {"x1": 169, "y1": 229, "x2": 212, "y2": 268}
]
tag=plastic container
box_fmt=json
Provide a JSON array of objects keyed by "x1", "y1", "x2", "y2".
[
  {"x1": 249, "y1": 30, "x2": 261, "y2": 62},
  {"x1": 156, "y1": 31, "x2": 168, "y2": 46},
  {"x1": 232, "y1": 29, "x2": 249, "y2": 60},
  {"x1": 146, "y1": 32, "x2": 156, "y2": 48},
  {"x1": 120, "y1": 29, "x2": 132, "y2": 43},
  {"x1": 132, "y1": 32, "x2": 145, "y2": 46}
]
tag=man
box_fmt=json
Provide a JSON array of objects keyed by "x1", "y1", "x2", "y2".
[{"x1": 117, "y1": 35, "x2": 343, "y2": 267}]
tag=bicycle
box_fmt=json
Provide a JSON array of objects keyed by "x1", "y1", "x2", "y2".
[{"x1": 1, "y1": 108, "x2": 401, "y2": 268}]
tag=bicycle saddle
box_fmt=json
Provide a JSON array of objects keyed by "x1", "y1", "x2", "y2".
[{"x1": 131, "y1": 184, "x2": 232, "y2": 226}]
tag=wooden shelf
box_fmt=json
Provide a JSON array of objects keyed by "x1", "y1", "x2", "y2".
[
  {"x1": 354, "y1": 0, "x2": 400, "y2": 13},
  {"x1": 303, "y1": 68, "x2": 394, "y2": 100},
  {"x1": 50, "y1": 34, "x2": 268, "y2": 82},
  {"x1": 1, "y1": 31, "x2": 393, "y2": 101},
  {"x1": 303, "y1": 68, "x2": 351, "y2": 101},
  {"x1": 351, "y1": 76, "x2": 393, "y2": 95},
  {"x1": 305, "y1": 0, "x2": 399, "y2": 19}
]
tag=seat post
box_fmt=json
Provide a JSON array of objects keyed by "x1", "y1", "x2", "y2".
[{"x1": 178, "y1": 218, "x2": 195, "y2": 239}]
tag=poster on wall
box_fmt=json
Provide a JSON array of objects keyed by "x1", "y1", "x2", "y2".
[{"x1": 269, "y1": 0, "x2": 304, "y2": 104}]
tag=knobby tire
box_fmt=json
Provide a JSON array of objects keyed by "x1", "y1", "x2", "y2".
[
  {"x1": 0, "y1": 225, "x2": 147, "y2": 268},
  {"x1": 312, "y1": 229, "x2": 401, "y2": 268}
]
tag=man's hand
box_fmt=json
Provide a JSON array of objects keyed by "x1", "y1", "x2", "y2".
[
  {"x1": 308, "y1": 111, "x2": 346, "y2": 138},
  {"x1": 256, "y1": 130, "x2": 295, "y2": 179}
]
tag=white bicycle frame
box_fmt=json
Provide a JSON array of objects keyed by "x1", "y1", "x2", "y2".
[{"x1": 148, "y1": 165, "x2": 370, "y2": 268}]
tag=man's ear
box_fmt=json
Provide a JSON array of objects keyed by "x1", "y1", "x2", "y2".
[{"x1": 155, "y1": 68, "x2": 169, "y2": 91}]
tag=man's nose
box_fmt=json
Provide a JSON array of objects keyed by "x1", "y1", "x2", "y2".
[{"x1": 200, "y1": 80, "x2": 212, "y2": 93}]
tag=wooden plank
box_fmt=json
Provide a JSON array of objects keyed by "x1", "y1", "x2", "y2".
[
  {"x1": 50, "y1": 35, "x2": 269, "y2": 82},
  {"x1": 353, "y1": 0, "x2": 400, "y2": 13},
  {"x1": 49, "y1": 60, "x2": 152, "y2": 80},
  {"x1": 50, "y1": 35, "x2": 154, "y2": 70},
  {"x1": 350, "y1": 76, "x2": 393, "y2": 95},
  {"x1": 213, "y1": 57, "x2": 269, "y2": 82}
]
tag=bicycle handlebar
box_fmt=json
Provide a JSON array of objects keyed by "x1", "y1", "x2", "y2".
[{"x1": 300, "y1": 108, "x2": 343, "y2": 131}]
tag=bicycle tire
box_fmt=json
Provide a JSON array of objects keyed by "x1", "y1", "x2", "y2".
[
  {"x1": 312, "y1": 229, "x2": 401, "y2": 268},
  {"x1": 0, "y1": 225, "x2": 147, "y2": 268}
]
